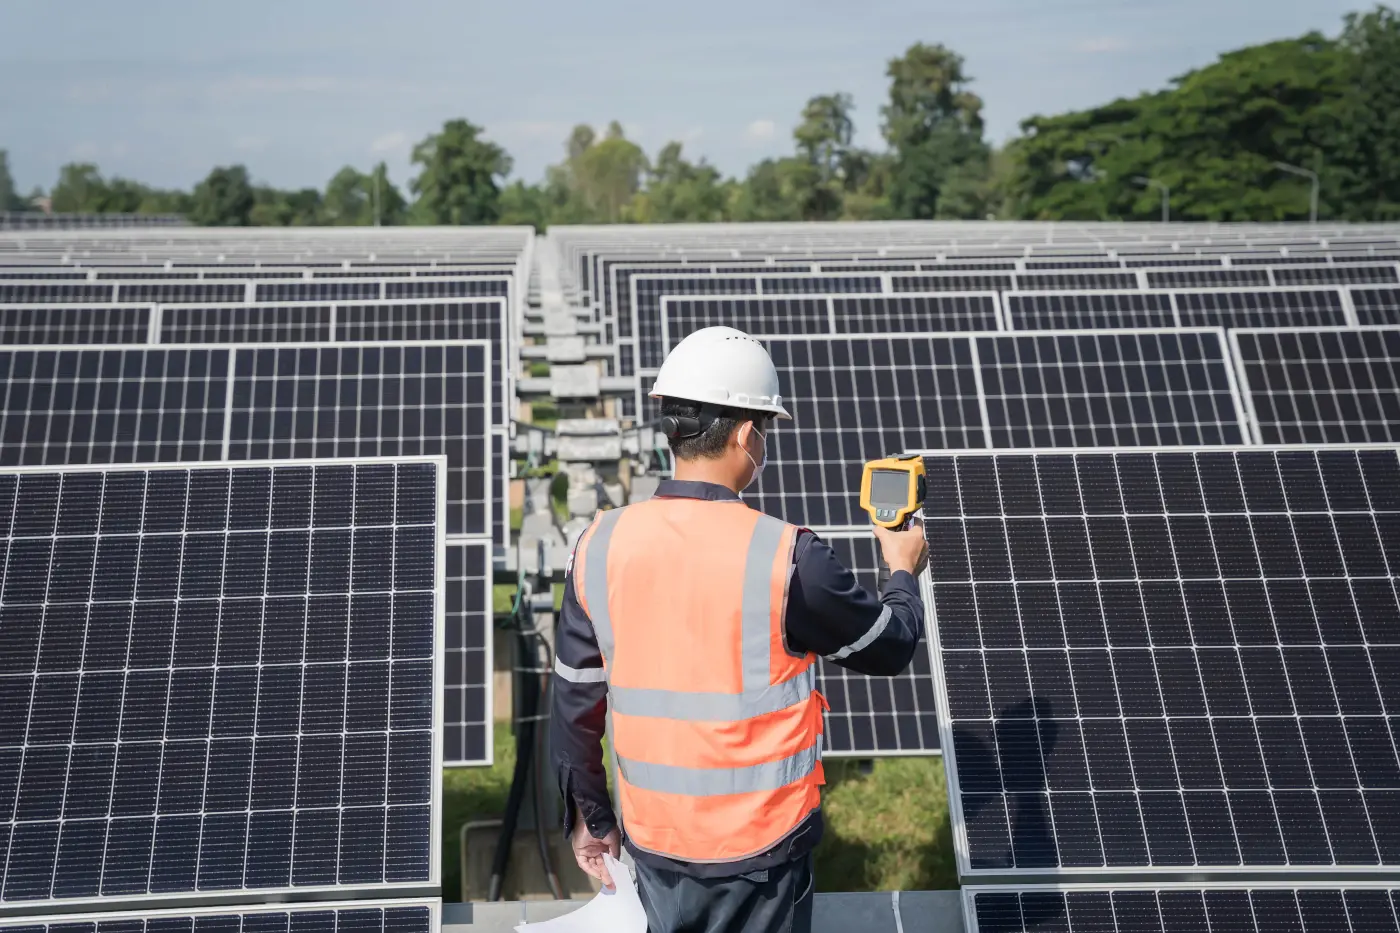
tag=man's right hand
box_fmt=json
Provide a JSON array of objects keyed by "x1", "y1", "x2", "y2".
[
  {"x1": 571, "y1": 819, "x2": 622, "y2": 890},
  {"x1": 873, "y1": 519, "x2": 928, "y2": 577}
]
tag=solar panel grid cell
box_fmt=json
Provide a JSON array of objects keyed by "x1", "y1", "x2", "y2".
[
  {"x1": 927, "y1": 446, "x2": 1400, "y2": 875},
  {"x1": 964, "y1": 885, "x2": 1400, "y2": 933},
  {"x1": 160, "y1": 307, "x2": 334, "y2": 344},
  {"x1": 1173, "y1": 289, "x2": 1349, "y2": 328},
  {"x1": 1004, "y1": 293, "x2": 1175, "y2": 331},
  {"x1": 0, "y1": 459, "x2": 442, "y2": 906},
  {"x1": 444, "y1": 542, "x2": 491, "y2": 766},
  {"x1": 832, "y1": 294, "x2": 1002, "y2": 334},
  {"x1": 1145, "y1": 269, "x2": 1271, "y2": 289},
  {"x1": 975, "y1": 330, "x2": 1246, "y2": 447},
  {"x1": 1351, "y1": 287, "x2": 1400, "y2": 326},
  {"x1": 817, "y1": 533, "x2": 940, "y2": 756},
  {"x1": 0, "y1": 901, "x2": 439, "y2": 933},
  {"x1": 1276, "y1": 264, "x2": 1400, "y2": 287},
  {"x1": 1233, "y1": 327, "x2": 1400, "y2": 445},
  {"x1": 0, "y1": 308, "x2": 150, "y2": 346}
]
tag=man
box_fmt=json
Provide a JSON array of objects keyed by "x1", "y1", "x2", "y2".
[{"x1": 551, "y1": 326, "x2": 928, "y2": 933}]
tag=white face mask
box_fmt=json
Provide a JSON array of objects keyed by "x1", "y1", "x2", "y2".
[{"x1": 741, "y1": 425, "x2": 767, "y2": 490}]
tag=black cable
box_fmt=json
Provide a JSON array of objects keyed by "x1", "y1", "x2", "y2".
[{"x1": 531, "y1": 630, "x2": 565, "y2": 899}]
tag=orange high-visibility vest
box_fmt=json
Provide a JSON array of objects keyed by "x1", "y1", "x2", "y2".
[{"x1": 571, "y1": 496, "x2": 826, "y2": 864}]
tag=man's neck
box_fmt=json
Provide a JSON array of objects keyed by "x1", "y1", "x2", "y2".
[{"x1": 672, "y1": 461, "x2": 742, "y2": 493}]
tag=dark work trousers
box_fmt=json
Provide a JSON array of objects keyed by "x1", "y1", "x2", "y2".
[{"x1": 634, "y1": 853, "x2": 814, "y2": 933}]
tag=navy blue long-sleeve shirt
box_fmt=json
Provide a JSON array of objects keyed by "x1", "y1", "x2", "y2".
[{"x1": 550, "y1": 479, "x2": 925, "y2": 878}]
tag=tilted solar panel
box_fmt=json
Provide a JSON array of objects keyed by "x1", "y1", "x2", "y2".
[
  {"x1": 226, "y1": 343, "x2": 492, "y2": 538},
  {"x1": 160, "y1": 306, "x2": 335, "y2": 343},
  {"x1": 1275, "y1": 263, "x2": 1400, "y2": 287},
  {"x1": 832, "y1": 294, "x2": 1002, "y2": 334},
  {"x1": 1173, "y1": 288, "x2": 1349, "y2": 328},
  {"x1": 975, "y1": 329, "x2": 1246, "y2": 447},
  {"x1": 925, "y1": 446, "x2": 1400, "y2": 876},
  {"x1": 963, "y1": 884, "x2": 1400, "y2": 933},
  {"x1": 444, "y1": 541, "x2": 492, "y2": 766},
  {"x1": 1350, "y1": 286, "x2": 1400, "y2": 326},
  {"x1": 0, "y1": 284, "x2": 116, "y2": 304},
  {"x1": 0, "y1": 307, "x2": 151, "y2": 345},
  {"x1": 818, "y1": 532, "x2": 940, "y2": 756},
  {"x1": 0, "y1": 342, "x2": 493, "y2": 538},
  {"x1": 0, "y1": 900, "x2": 440, "y2": 933},
  {"x1": 1146, "y1": 269, "x2": 1270, "y2": 289},
  {"x1": 1004, "y1": 293, "x2": 1175, "y2": 331},
  {"x1": 1232, "y1": 326, "x2": 1400, "y2": 444},
  {"x1": 0, "y1": 459, "x2": 442, "y2": 908},
  {"x1": 661, "y1": 296, "x2": 830, "y2": 351}
]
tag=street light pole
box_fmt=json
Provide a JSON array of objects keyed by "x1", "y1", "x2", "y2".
[
  {"x1": 1272, "y1": 161, "x2": 1320, "y2": 224},
  {"x1": 1133, "y1": 176, "x2": 1170, "y2": 223}
]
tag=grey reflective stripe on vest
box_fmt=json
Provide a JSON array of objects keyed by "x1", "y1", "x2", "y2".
[
  {"x1": 582, "y1": 507, "x2": 624, "y2": 664},
  {"x1": 616, "y1": 740, "x2": 821, "y2": 797},
  {"x1": 609, "y1": 667, "x2": 813, "y2": 721},
  {"x1": 555, "y1": 657, "x2": 607, "y2": 683},
  {"x1": 742, "y1": 514, "x2": 787, "y2": 693}
]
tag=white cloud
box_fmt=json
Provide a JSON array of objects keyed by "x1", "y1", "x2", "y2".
[
  {"x1": 1074, "y1": 37, "x2": 1130, "y2": 54},
  {"x1": 371, "y1": 131, "x2": 408, "y2": 154},
  {"x1": 234, "y1": 135, "x2": 270, "y2": 152},
  {"x1": 744, "y1": 119, "x2": 777, "y2": 143},
  {"x1": 491, "y1": 120, "x2": 570, "y2": 142}
]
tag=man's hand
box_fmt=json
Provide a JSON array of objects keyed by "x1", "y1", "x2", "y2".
[
  {"x1": 571, "y1": 819, "x2": 622, "y2": 890},
  {"x1": 873, "y1": 518, "x2": 928, "y2": 577}
]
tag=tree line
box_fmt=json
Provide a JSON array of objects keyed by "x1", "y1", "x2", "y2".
[{"x1": 3, "y1": 6, "x2": 1397, "y2": 227}]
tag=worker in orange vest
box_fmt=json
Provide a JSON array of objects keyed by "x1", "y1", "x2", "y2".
[{"x1": 551, "y1": 326, "x2": 928, "y2": 933}]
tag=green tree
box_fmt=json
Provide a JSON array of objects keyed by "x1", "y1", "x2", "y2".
[
  {"x1": 190, "y1": 165, "x2": 255, "y2": 225},
  {"x1": 795, "y1": 93, "x2": 855, "y2": 180},
  {"x1": 1335, "y1": 6, "x2": 1400, "y2": 219},
  {"x1": 881, "y1": 43, "x2": 990, "y2": 219},
  {"x1": 320, "y1": 163, "x2": 405, "y2": 225},
  {"x1": 628, "y1": 142, "x2": 730, "y2": 222},
  {"x1": 249, "y1": 186, "x2": 322, "y2": 226},
  {"x1": 0, "y1": 150, "x2": 23, "y2": 210},
  {"x1": 1004, "y1": 34, "x2": 1351, "y2": 220},
  {"x1": 573, "y1": 121, "x2": 648, "y2": 223},
  {"x1": 728, "y1": 158, "x2": 806, "y2": 222},
  {"x1": 409, "y1": 119, "x2": 512, "y2": 225},
  {"x1": 50, "y1": 163, "x2": 111, "y2": 212}
]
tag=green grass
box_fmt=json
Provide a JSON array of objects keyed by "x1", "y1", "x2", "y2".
[
  {"x1": 815, "y1": 756, "x2": 957, "y2": 892},
  {"x1": 442, "y1": 724, "x2": 516, "y2": 903},
  {"x1": 529, "y1": 361, "x2": 550, "y2": 377},
  {"x1": 493, "y1": 583, "x2": 517, "y2": 615},
  {"x1": 439, "y1": 728, "x2": 958, "y2": 899}
]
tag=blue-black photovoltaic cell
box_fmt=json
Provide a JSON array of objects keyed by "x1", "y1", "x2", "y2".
[
  {"x1": 0, "y1": 902, "x2": 437, "y2": 933},
  {"x1": 965, "y1": 885, "x2": 1400, "y2": 933},
  {"x1": 444, "y1": 541, "x2": 492, "y2": 766},
  {"x1": 226, "y1": 344, "x2": 491, "y2": 539},
  {"x1": 0, "y1": 307, "x2": 151, "y2": 345},
  {"x1": 0, "y1": 461, "x2": 440, "y2": 906},
  {"x1": 927, "y1": 447, "x2": 1400, "y2": 875}
]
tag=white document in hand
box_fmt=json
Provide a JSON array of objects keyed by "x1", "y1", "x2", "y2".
[{"x1": 515, "y1": 853, "x2": 647, "y2": 933}]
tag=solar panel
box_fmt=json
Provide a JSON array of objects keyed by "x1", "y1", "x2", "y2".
[
  {"x1": 0, "y1": 342, "x2": 493, "y2": 539},
  {"x1": 661, "y1": 296, "x2": 831, "y2": 350},
  {"x1": 0, "y1": 284, "x2": 115, "y2": 304},
  {"x1": 657, "y1": 292, "x2": 1003, "y2": 357},
  {"x1": 1004, "y1": 293, "x2": 1175, "y2": 330},
  {"x1": 975, "y1": 329, "x2": 1246, "y2": 447},
  {"x1": 161, "y1": 306, "x2": 334, "y2": 343},
  {"x1": 0, "y1": 348, "x2": 232, "y2": 465},
  {"x1": 225, "y1": 342, "x2": 493, "y2": 539},
  {"x1": 1146, "y1": 269, "x2": 1270, "y2": 289},
  {"x1": 891, "y1": 273, "x2": 1016, "y2": 294},
  {"x1": 251, "y1": 278, "x2": 511, "y2": 304},
  {"x1": 0, "y1": 307, "x2": 151, "y2": 345},
  {"x1": 1275, "y1": 263, "x2": 1400, "y2": 287},
  {"x1": 444, "y1": 541, "x2": 492, "y2": 766},
  {"x1": 0, "y1": 900, "x2": 441, "y2": 933},
  {"x1": 832, "y1": 294, "x2": 1002, "y2": 334},
  {"x1": 924, "y1": 445, "x2": 1400, "y2": 876},
  {"x1": 1173, "y1": 288, "x2": 1349, "y2": 328},
  {"x1": 1232, "y1": 326, "x2": 1400, "y2": 444},
  {"x1": 962, "y1": 884, "x2": 1400, "y2": 933},
  {"x1": 630, "y1": 276, "x2": 758, "y2": 369},
  {"x1": 1350, "y1": 286, "x2": 1400, "y2": 326},
  {"x1": 0, "y1": 459, "x2": 442, "y2": 907},
  {"x1": 1015, "y1": 272, "x2": 1140, "y2": 292},
  {"x1": 817, "y1": 532, "x2": 939, "y2": 756}
]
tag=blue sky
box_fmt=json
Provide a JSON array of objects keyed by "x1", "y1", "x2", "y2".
[{"x1": 0, "y1": 0, "x2": 1358, "y2": 195}]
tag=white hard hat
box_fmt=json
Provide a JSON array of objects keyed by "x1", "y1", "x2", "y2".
[{"x1": 649, "y1": 326, "x2": 791, "y2": 419}]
